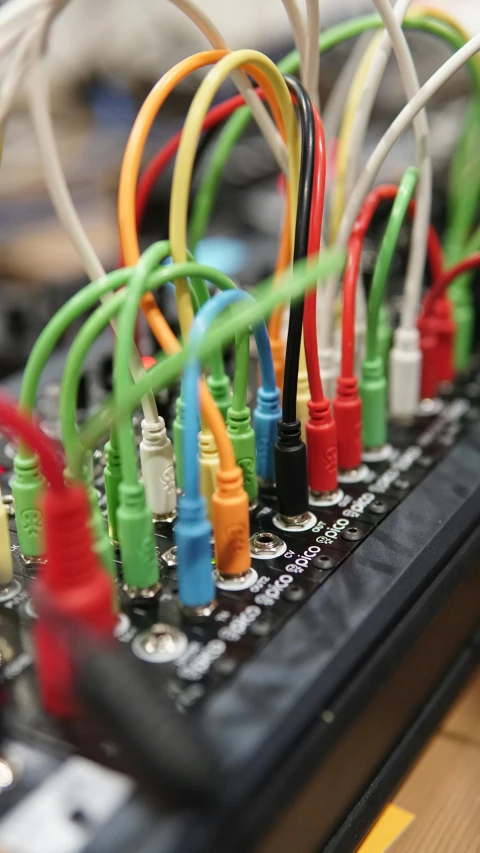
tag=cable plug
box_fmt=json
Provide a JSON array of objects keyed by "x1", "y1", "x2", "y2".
[
  {"x1": 104, "y1": 433, "x2": 121, "y2": 542},
  {"x1": 377, "y1": 304, "x2": 393, "y2": 376},
  {"x1": 253, "y1": 386, "x2": 281, "y2": 483},
  {"x1": 34, "y1": 484, "x2": 116, "y2": 718},
  {"x1": 226, "y1": 406, "x2": 257, "y2": 504},
  {"x1": 418, "y1": 313, "x2": 438, "y2": 400},
  {"x1": 318, "y1": 347, "x2": 338, "y2": 401},
  {"x1": 172, "y1": 395, "x2": 186, "y2": 492},
  {"x1": 432, "y1": 296, "x2": 455, "y2": 385},
  {"x1": 140, "y1": 418, "x2": 176, "y2": 519},
  {"x1": 296, "y1": 364, "x2": 310, "y2": 442},
  {"x1": 333, "y1": 376, "x2": 362, "y2": 472},
  {"x1": 199, "y1": 430, "x2": 219, "y2": 522},
  {"x1": 449, "y1": 281, "x2": 474, "y2": 373},
  {"x1": 0, "y1": 487, "x2": 13, "y2": 589},
  {"x1": 116, "y1": 482, "x2": 159, "y2": 594},
  {"x1": 274, "y1": 420, "x2": 309, "y2": 518},
  {"x1": 388, "y1": 327, "x2": 421, "y2": 422},
  {"x1": 207, "y1": 373, "x2": 231, "y2": 423},
  {"x1": 306, "y1": 399, "x2": 338, "y2": 495},
  {"x1": 175, "y1": 494, "x2": 215, "y2": 611},
  {"x1": 12, "y1": 453, "x2": 45, "y2": 558},
  {"x1": 359, "y1": 356, "x2": 387, "y2": 451},
  {"x1": 212, "y1": 467, "x2": 250, "y2": 580}
]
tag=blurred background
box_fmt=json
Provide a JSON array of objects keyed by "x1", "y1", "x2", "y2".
[{"x1": 0, "y1": 0, "x2": 478, "y2": 382}]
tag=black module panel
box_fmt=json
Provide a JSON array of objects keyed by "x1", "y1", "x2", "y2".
[{"x1": 0, "y1": 383, "x2": 479, "y2": 853}]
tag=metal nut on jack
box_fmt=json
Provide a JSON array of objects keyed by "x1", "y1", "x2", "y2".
[
  {"x1": 161, "y1": 546, "x2": 178, "y2": 567},
  {"x1": 122, "y1": 581, "x2": 162, "y2": 600},
  {"x1": 273, "y1": 511, "x2": 316, "y2": 533},
  {"x1": 249, "y1": 531, "x2": 286, "y2": 559}
]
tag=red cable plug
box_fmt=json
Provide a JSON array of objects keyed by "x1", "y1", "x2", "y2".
[
  {"x1": 333, "y1": 376, "x2": 362, "y2": 471},
  {"x1": 334, "y1": 186, "x2": 443, "y2": 469},
  {"x1": 418, "y1": 313, "x2": 439, "y2": 400},
  {"x1": 303, "y1": 107, "x2": 339, "y2": 495},
  {"x1": 432, "y1": 296, "x2": 455, "y2": 385},
  {"x1": 35, "y1": 484, "x2": 116, "y2": 719},
  {"x1": 306, "y1": 399, "x2": 338, "y2": 493}
]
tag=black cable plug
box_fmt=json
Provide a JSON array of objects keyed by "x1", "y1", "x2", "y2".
[
  {"x1": 274, "y1": 75, "x2": 314, "y2": 519},
  {"x1": 274, "y1": 419, "x2": 309, "y2": 517}
]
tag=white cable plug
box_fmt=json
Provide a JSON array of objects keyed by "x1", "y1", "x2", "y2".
[
  {"x1": 140, "y1": 419, "x2": 176, "y2": 519},
  {"x1": 388, "y1": 327, "x2": 421, "y2": 421},
  {"x1": 198, "y1": 430, "x2": 219, "y2": 522}
]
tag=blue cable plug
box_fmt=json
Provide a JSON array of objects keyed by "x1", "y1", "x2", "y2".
[
  {"x1": 175, "y1": 494, "x2": 214, "y2": 608},
  {"x1": 254, "y1": 386, "x2": 281, "y2": 482}
]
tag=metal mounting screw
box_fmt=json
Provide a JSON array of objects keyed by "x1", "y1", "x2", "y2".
[{"x1": 132, "y1": 623, "x2": 187, "y2": 663}]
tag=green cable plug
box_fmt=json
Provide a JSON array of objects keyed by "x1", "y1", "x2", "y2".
[
  {"x1": 449, "y1": 280, "x2": 474, "y2": 373},
  {"x1": 359, "y1": 356, "x2": 387, "y2": 450},
  {"x1": 116, "y1": 482, "x2": 159, "y2": 591},
  {"x1": 361, "y1": 166, "x2": 418, "y2": 451},
  {"x1": 12, "y1": 454, "x2": 45, "y2": 558},
  {"x1": 173, "y1": 395, "x2": 185, "y2": 492},
  {"x1": 104, "y1": 431, "x2": 122, "y2": 542},
  {"x1": 377, "y1": 304, "x2": 392, "y2": 376},
  {"x1": 226, "y1": 406, "x2": 258, "y2": 503},
  {"x1": 207, "y1": 373, "x2": 231, "y2": 422}
]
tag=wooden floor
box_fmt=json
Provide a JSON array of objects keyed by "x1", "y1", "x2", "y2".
[{"x1": 389, "y1": 666, "x2": 480, "y2": 852}]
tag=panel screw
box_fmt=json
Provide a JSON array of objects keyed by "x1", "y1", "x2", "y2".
[
  {"x1": 311, "y1": 554, "x2": 335, "y2": 571},
  {"x1": 342, "y1": 526, "x2": 363, "y2": 541},
  {"x1": 369, "y1": 499, "x2": 388, "y2": 515}
]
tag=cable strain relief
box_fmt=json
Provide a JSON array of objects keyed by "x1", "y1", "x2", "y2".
[
  {"x1": 277, "y1": 418, "x2": 302, "y2": 448},
  {"x1": 13, "y1": 452, "x2": 40, "y2": 475},
  {"x1": 394, "y1": 326, "x2": 420, "y2": 351},
  {"x1": 307, "y1": 398, "x2": 331, "y2": 424},
  {"x1": 361, "y1": 355, "x2": 384, "y2": 382},
  {"x1": 335, "y1": 375, "x2": 358, "y2": 400},
  {"x1": 177, "y1": 493, "x2": 208, "y2": 523},
  {"x1": 214, "y1": 466, "x2": 244, "y2": 498},
  {"x1": 105, "y1": 438, "x2": 122, "y2": 473},
  {"x1": 118, "y1": 481, "x2": 146, "y2": 509},
  {"x1": 199, "y1": 430, "x2": 218, "y2": 457},
  {"x1": 256, "y1": 385, "x2": 281, "y2": 414},
  {"x1": 226, "y1": 406, "x2": 251, "y2": 432},
  {"x1": 175, "y1": 395, "x2": 185, "y2": 425},
  {"x1": 141, "y1": 417, "x2": 168, "y2": 444}
]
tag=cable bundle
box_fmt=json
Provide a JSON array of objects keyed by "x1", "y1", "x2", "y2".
[{"x1": 1, "y1": 0, "x2": 480, "y2": 715}]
